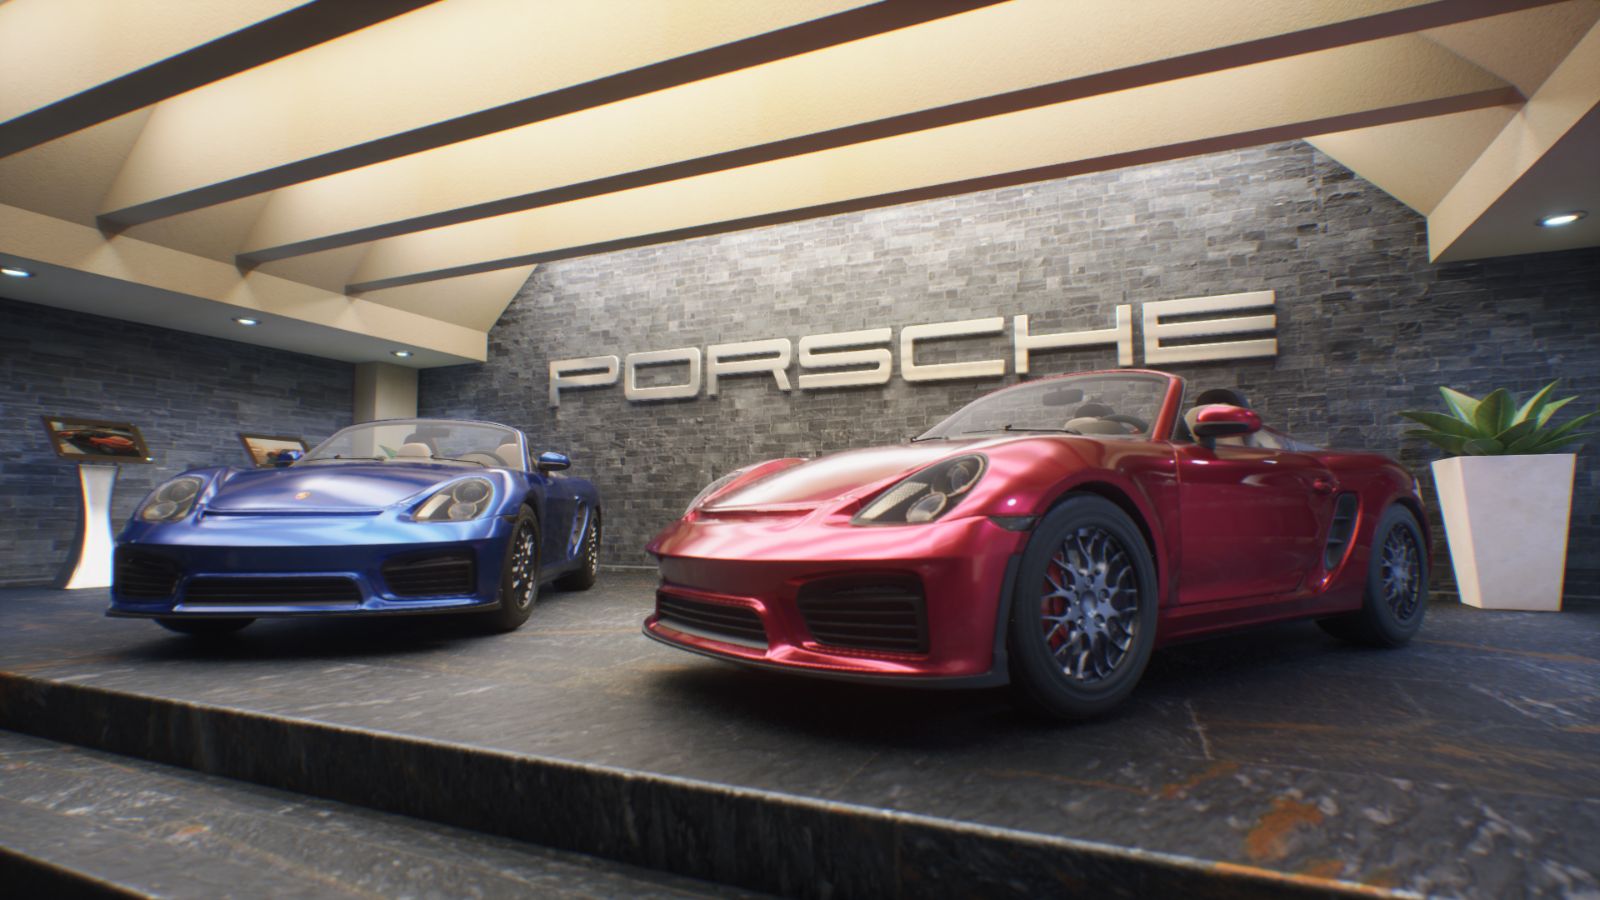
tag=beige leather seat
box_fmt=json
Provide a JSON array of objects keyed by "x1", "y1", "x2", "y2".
[
  {"x1": 396, "y1": 442, "x2": 434, "y2": 459},
  {"x1": 494, "y1": 443, "x2": 523, "y2": 468},
  {"x1": 1065, "y1": 417, "x2": 1133, "y2": 435}
]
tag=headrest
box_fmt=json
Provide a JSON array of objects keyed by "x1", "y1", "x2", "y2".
[
  {"x1": 396, "y1": 442, "x2": 433, "y2": 458},
  {"x1": 1073, "y1": 401, "x2": 1115, "y2": 418},
  {"x1": 494, "y1": 443, "x2": 523, "y2": 467}
]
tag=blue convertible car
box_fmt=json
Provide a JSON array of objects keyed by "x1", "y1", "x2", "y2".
[{"x1": 109, "y1": 418, "x2": 601, "y2": 635}]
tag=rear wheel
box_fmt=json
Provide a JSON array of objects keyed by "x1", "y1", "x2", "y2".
[
  {"x1": 1318, "y1": 505, "x2": 1428, "y2": 646},
  {"x1": 482, "y1": 508, "x2": 540, "y2": 632},
  {"x1": 1007, "y1": 495, "x2": 1159, "y2": 719},
  {"x1": 555, "y1": 508, "x2": 601, "y2": 591},
  {"x1": 156, "y1": 617, "x2": 253, "y2": 636}
]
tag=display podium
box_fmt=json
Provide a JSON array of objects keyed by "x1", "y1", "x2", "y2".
[
  {"x1": 65, "y1": 463, "x2": 120, "y2": 589},
  {"x1": 40, "y1": 416, "x2": 152, "y2": 590}
]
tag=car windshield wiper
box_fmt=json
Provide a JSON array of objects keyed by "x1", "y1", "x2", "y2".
[
  {"x1": 1011, "y1": 425, "x2": 1078, "y2": 434},
  {"x1": 909, "y1": 434, "x2": 948, "y2": 442},
  {"x1": 429, "y1": 456, "x2": 487, "y2": 467},
  {"x1": 304, "y1": 455, "x2": 387, "y2": 463}
]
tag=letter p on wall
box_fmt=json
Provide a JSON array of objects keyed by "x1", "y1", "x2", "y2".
[{"x1": 549, "y1": 355, "x2": 619, "y2": 407}]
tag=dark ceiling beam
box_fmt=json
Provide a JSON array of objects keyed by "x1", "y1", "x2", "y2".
[
  {"x1": 345, "y1": 86, "x2": 1522, "y2": 294},
  {"x1": 0, "y1": 0, "x2": 441, "y2": 159},
  {"x1": 100, "y1": 0, "x2": 1007, "y2": 231},
  {"x1": 242, "y1": 0, "x2": 1570, "y2": 266}
]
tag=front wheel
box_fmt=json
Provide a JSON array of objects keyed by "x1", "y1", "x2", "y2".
[
  {"x1": 482, "y1": 508, "x2": 540, "y2": 632},
  {"x1": 1007, "y1": 495, "x2": 1159, "y2": 719},
  {"x1": 1318, "y1": 505, "x2": 1428, "y2": 646},
  {"x1": 156, "y1": 617, "x2": 254, "y2": 636}
]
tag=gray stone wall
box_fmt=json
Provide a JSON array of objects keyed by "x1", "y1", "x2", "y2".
[
  {"x1": 420, "y1": 141, "x2": 1600, "y2": 594},
  {"x1": 0, "y1": 298, "x2": 352, "y2": 587}
]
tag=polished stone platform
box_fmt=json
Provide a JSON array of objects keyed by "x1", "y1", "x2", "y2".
[
  {"x1": 0, "y1": 730, "x2": 750, "y2": 899},
  {"x1": 1, "y1": 572, "x2": 1595, "y2": 898}
]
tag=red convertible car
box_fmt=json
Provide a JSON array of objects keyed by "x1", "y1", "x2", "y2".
[{"x1": 644, "y1": 369, "x2": 1428, "y2": 718}]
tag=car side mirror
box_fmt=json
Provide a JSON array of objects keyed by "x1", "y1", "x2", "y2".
[
  {"x1": 1192, "y1": 405, "x2": 1261, "y2": 449},
  {"x1": 536, "y1": 451, "x2": 571, "y2": 473}
]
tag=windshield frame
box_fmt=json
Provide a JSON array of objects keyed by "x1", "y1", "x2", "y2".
[
  {"x1": 915, "y1": 370, "x2": 1185, "y2": 442},
  {"x1": 299, "y1": 418, "x2": 527, "y2": 471}
]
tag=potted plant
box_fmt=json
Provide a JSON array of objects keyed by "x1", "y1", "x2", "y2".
[{"x1": 1400, "y1": 382, "x2": 1595, "y2": 611}]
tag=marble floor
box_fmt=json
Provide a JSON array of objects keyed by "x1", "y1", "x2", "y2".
[{"x1": 0, "y1": 571, "x2": 1595, "y2": 898}]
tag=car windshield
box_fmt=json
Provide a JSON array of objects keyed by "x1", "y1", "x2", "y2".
[
  {"x1": 301, "y1": 420, "x2": 525, "y2": 470},
  {"x1": 917, "y1": 373, "x2": 1172, "y2": 440}
]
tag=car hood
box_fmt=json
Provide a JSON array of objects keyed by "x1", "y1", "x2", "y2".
[
  {"x1": 707, "y1": 441, "x2": 990, "y2": 509},
  {"x1": 204, "y1": 464, "x2": 470, "y2": 513}
]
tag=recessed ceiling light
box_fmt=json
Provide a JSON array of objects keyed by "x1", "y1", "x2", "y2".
[
  {"x1": 233, "y1": 316, "x2": 259, "y2": 326},
  {"x1": 1, "y1": 266, "x2": 32, "y2": 278},
  {"x1": 391, "y1": 350, "x2": 413, "y2": 358},
  {"x1": 1538, "y1": 210, "x2": 1587, "y2": 228}
]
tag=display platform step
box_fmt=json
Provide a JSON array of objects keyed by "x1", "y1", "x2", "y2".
[
  {"x1": 1, "y1": 573, "x2": 1596, "y2": 898},
  {"x1": 0, "y1": 729, "x2": 753, "y2": 899}
]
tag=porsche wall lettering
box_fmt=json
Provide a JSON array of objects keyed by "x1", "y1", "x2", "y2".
[{"x1": 548, "y1": 291, "x2": 1275, "y2": 406}]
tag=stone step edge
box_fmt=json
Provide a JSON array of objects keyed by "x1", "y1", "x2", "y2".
[
  {"x1": 0, "y1": 841, "x2": 147, "y2": 899},
  {"x1": 0, "y1": 672, "x2": 1412, "y2": 900}
]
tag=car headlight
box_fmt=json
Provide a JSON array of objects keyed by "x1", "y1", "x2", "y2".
[
  {"x1": 853, "y1": 455, "x2": 986, "y2": 525},
  {"x1": 139, "y1": 476, "x2": 205, "y2": 523},
  {"x1": 685, "y1": 468, "x2": 750, "y2": 516},
  {"x1": 414, "y1": 477, "x2": 495, "y2": 522}
]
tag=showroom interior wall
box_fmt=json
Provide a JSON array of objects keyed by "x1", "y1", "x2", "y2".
[
  {"x1": 0, "y1": 298, "x2": 352, "y2": 587},
  {"x1": 422, "y1": 140, "x2": 1600, "y2": 595}
]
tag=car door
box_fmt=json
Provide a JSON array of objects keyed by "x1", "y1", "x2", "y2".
[
  {"x1": 1174, "y1": 441, "x2": 1337, "y2": 605},
  {"x1": 538, "y1": 472, "x2": 581, "y2": 568}
]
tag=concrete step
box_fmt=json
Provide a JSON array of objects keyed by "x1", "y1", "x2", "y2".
[{"x1": 0, "y1": 729, "x2": 756, "y2": 899}]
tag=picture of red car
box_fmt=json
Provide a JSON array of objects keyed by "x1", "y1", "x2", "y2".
[{"x1": 645, "y1": 369, "x2": 1429, "y2": 718}]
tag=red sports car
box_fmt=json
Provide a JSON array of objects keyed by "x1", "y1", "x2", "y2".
[{"x1": 644, "y1": 369, "x2": 1428, "y2": 718}]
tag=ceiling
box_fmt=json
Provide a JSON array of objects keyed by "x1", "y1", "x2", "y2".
[{"x1": 1, "y1": 0, "x2": 1596, "y2": 368}]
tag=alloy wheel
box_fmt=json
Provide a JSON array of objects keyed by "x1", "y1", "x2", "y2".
[
  {"x1": 1381, "y1": 524, "x2": 1422, "y2": 621},
  {"x1": 1039, "y1": 526, "x2": 1141, "y2": 684},
  {"x1": 509, "y1": 520, "x2": 537, "y2": 610}
]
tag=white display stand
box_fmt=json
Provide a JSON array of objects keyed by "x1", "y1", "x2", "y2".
[{"x1": 65, "y1": 463, "x2": 119, "y2": 590}]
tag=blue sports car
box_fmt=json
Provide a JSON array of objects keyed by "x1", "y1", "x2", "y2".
[{"x1": 109, "y1": 418, "x2": 602, "y2": 635}]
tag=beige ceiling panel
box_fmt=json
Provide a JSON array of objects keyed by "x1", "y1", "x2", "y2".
[
  {"x1": 355, "y1": 266, "x2": 539, "y2": 332},
  {"x1": 0, "y1": 201, "x2": 484, "y2": 363},
  {"x1": 123, "y1": 194, "x2": 274, "y2": 265},
  {"x1": 0, "y1": 0, "x2": 298, "y2": 122},
  {"x1": 0, "y1": 110, "x2": 150, "y2": 223},
  {"x1": 345, "y1": 35, "x2": 1513, "y2": 291},
  {"x1": 1429, "y1": 18, "x2": 1600, "y2": 259},
  {"x1": 1422, "y1": 0, "x2": 1600, "y2": 95},
  {"x1": 96, "y1": 0, "x2": 984, "y2": 226},
  {"x1": 237, "y1": 0, "x2": 1547, "y2": 264},
  {"x1": 1308, "y1": 105, "x2": 1517, "y2": 214}
]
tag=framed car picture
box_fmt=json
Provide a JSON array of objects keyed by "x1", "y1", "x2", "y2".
[
  {"x1": 238, "y1": 433, "x2": 308, "y2": 468},
  {"x1": 41, "y1": 416, "x2": 152, "y2": 463}
]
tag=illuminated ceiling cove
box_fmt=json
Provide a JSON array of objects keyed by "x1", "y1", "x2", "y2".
[{"x1": 1, "y1": 0, "x2": 1596, "y2": 366}]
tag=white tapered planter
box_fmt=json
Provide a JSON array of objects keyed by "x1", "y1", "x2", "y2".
[{"x1": 1432, "y1": 454, "x2": 1576, "y2": 611}]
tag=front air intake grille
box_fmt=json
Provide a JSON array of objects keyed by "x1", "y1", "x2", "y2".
[
  {"x1": 383, "y1": 554, "x2": 475, "y2": 597},
  {"x1": 1324, "y1": 493, "x2": 1360, "y2": 570},
  {"x1": 797, "y1": 578, "x2": 928, "y2": 654},
  {"x1": 184, "y1": 577, "x2": 362, "y2": 605},
  {"x1": 114, "y1": 550, "x2": 181, "y2": 599},
  {"x1": 656, "y1": 593, "x2": 767, "y2": 647}
]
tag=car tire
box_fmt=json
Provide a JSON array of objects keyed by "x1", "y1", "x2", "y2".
[
  {"x1": 1006, "y1": 494, "x2": 1160, "y2": 719},
  {"x1": 1317, "y1": 504, "x2": 1428, "y2": 647},
  {"x1": 554, "y1": 508, "x2": 601, "y2": 591},
  {"x1": 482, "y1": 508, "x2": 540, "y2": 632},
  {"x1": 156, "y1": 617, "x2": 254, "y2": 636}
]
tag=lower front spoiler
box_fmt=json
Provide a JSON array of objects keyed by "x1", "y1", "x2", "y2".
[
  {"x1": 641, "y1": 620, "x2": 1009, "y2": 690},
  {"x1": 108, "y1": 596, "x2": 500, "y2": 619}
]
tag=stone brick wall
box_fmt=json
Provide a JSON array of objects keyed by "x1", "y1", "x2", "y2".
[
  {"x1": 419, "y1": 140, "x2": 1600, "y2": 594},
  {"x1": 0, "y1": 298, "x2": 352, "y2": 587}
]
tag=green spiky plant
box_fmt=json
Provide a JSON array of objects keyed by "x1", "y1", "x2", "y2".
[{"x1": 1399, "y1": 382, "x2": 1597, "y2": 456}]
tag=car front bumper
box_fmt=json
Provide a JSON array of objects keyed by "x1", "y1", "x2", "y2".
[
  {"x1": 643, "y1": 513, "x2": 1026, "y2": 686},
  {"x1": 108, "y1": 513, "x2": 513, "y2": 618}
]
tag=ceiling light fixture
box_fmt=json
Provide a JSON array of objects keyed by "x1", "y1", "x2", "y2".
[
  {"x1": 1538, "y1": 210, "x2": 1587, "y2": 228},
  {"x1": 233, "y1": 316, "x2": 259, "y2": 326},
  {"x1": 1, "y1": 266, "x2": 33, "y2": 278},
  {"x1": 391, "y1": 350, "x2": 413, "y2": 358}
]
